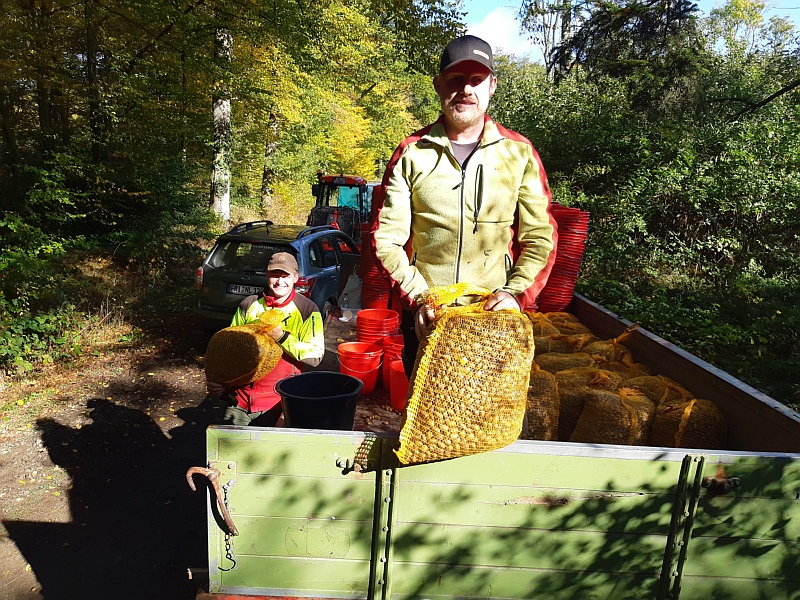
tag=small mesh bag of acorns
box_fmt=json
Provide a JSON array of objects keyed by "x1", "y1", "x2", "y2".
[
  {"x1": 204, "y1": 309, "x2": 285, "y2": 387},
  {"x1": 395, "y1": 284, "x2": 535, "y2": 465}
]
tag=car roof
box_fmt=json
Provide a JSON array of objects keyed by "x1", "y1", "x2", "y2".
[{"x1": 217, "y1": 222, "x2": 340, "y2": 245}]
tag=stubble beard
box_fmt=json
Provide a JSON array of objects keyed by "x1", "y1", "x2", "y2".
[{"x1": 443, "y1": 97, "x2": 487, "y2": 130}]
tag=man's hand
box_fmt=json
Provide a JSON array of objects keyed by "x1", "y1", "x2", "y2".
[
  {"x1": 413, "y1": 304, "x2": 435, "y2": 340},
  {"x1": 483, "y1": 290, "x2": 520, "y2": 312},
  {"x1": 268, "y1": 324, "x2": 284, "y2": 341},
  {"x1": 207, "y1": 381, "x2": 225, "y2": 398}
]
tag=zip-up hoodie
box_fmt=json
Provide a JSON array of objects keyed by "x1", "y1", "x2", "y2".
[{"x1": 370, "y1": 114, "x2": 558, "y2": 310}]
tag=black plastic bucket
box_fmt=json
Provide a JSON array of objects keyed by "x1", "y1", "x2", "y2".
[{"x1": 276, "y1": 371, "x2": 363, "y2": 430}]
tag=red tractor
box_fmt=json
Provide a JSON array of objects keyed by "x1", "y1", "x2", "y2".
[{"x1": 307, "y1": 172, "x2": 379, "y2": 245}]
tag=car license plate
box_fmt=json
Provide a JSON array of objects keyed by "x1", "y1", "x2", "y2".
[{"x1": 228, "y1": 284, "x2": 262, "y2": 296}]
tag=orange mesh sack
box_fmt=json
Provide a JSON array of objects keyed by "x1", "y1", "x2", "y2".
[
  {"x1": 544, "y1": 312, "x2": 582, "y2": 323},
  {"x1": 204, "y1": 309, "x2": 285, "y2": 387},
  {"x1": 570, "y1": 388, "x2": 655, "y2": 445},
  {"x1": 551, "y1": 320, "x2": 594, "y2": 336},
  {"x1": 534, "y1": 333, "x2": 595, "y2": 354},
  {"x1": 582, "y1": 326, "x2": 638, "y2": 362},
  {"x1": 396, "y1": 284, "x2": 535, "y2": 464},
  {"x1": 522, "y1": 363, "x2": 559, "y2": 441},
  {"x1": 649, "y1": 398, "x2": 728, "y2": 449},
  {"x1": 555, "y1": 367, "x2": 623, "y2": 441},
  {"x1": 523, "y1": 311, "x2": 560, "y2": 336},
  {"x1": 535, "y1": 352, "x2": 597, "y2": 374},
  {"x1": 593, "y1": 355, "x2": 651, "y2": 381},
  {"x1": 625, "y1": 375, "x2": 693, "y2": 406}
]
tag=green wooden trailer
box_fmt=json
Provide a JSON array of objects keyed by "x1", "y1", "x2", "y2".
[{"x1": 190, "y1": 294, "x2": 800, "y2": 600}]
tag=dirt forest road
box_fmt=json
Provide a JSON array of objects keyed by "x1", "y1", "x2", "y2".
[{"x1": 0, "y1": 312, "x2": 401, "y2": 600}]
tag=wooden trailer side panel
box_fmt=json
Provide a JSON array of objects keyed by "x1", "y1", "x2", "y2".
[
  {"x1": 677, "y1": 454, "x2": 800, "y2": 599},
  {"x1": 205, "y1": 427, "x2": 387, "y2": 598},
  {"x1": 384, "y1": 444, "x2": 702, "y2": 600}
]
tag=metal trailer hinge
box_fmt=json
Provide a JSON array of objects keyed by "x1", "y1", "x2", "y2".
[
  {"x1": 367, "y1": 440, "x2": 398, "y2": 600},
  {"x1": 658, "y1": 454, "x2": 705, "y2": 600}
]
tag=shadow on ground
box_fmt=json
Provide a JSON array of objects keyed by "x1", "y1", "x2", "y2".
[{"x1": 4, "y1": 394, "x2": 220, "y2": 599}]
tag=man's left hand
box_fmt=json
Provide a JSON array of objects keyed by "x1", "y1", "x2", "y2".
[
  {"x1": 268, "y1": 324, "x2": 284, "y2": 341},
  {"x1": 483, "y1": 290, "x2": 520, "y2": 311}
]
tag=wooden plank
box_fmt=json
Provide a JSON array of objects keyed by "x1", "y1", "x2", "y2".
[
  {"x1": 230, "y1": 516, "x2": 375, "y2": 561},
  {"x1": 681, "y1": 537, "x2": 800, "y2": 580},
  {"x1": 230, "y1": 473, "x2": 377, "y2": 519},
  {"x1": 388, "y1": 562, "x2": 661, "y2": 600},
  {"x1": 215, "y1": 555, "x2": 371, "y2": 597},
  {"x1": 209, "y1": 429, "x2": 385, "y2": 479},
  {"x1": 570, "y1": 293, "x2": 800, "y2": 453},
  {"x1": 679, "y1": 575, "x2": 800, "y2": 600},
  {"x1": 693, "y1": 496, "x2": 800, "y2": 540},
  {"x1": 388, "y1": 523, "x2": 668, "y2": 572},
  {"x1": 394, "y1": 442, "x2": 688, "y2": 489},
  {"x1": 393, "y1": 482, "x2": 675, "y2": 534}
]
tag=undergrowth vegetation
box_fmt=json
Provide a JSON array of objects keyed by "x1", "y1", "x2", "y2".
[{"x1": 1, "y1": 0, "x2": 798, "y2": 413}]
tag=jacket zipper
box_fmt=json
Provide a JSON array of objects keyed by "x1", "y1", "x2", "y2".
[
  {"x1": 473, "y1": 163, "x2": 483, "y2": 233},
  {"x1": 455, "y1": 143, "x2": 483, "y2": 282},
  {"x1": 456, "y1": 166, "x2": 466, "y2": 282}
]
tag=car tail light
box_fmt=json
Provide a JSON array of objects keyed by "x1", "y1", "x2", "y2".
[
  {"x1": 194, "y1": 266, "x2": 204, "y2": 290},
  {"x1": 295, "y1": 276, "x2": 314, "y2": 297}
]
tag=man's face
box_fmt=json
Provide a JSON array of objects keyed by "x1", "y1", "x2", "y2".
[
  {"x1": 267, "y1": 270, "x2": 298, "y2": 301},
  {"x1": 434, "y1": 61, "x2": 497, "y2": 132}
]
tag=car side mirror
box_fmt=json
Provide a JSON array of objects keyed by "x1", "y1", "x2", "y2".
[{"x1": 311, "y1": 184, "x2": 320, "y2": 196}]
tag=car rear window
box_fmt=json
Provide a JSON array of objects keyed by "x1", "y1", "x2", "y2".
[{"x1": 208, "y1": 242, "x2": 294, "y2": 273}]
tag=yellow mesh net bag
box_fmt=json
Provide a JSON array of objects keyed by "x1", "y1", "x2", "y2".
[
  {"x1": 522, "y1": 363, "x2": 559, "y2": 441},
  {"x1": 535, "y1": 352, "x2": 597, "y2": 374},
  {"x1": 204, "y1": 309, "x2": 285, "y2": 387},
  {"x1": 395, "y1": 284, "x2": 535, "y2": 464},
  {"x1": 570, "y1": 388, "x2": 655, "y2": 445},
  {"x1": 649, "y1": 398, "x2": 728, "y2": 449},
  {"x1": 625, "y1": 375, "x2": 693, "y2": 406},
  {"x1": 555, "y1": 367, "x2": 623, "y2": 441}
]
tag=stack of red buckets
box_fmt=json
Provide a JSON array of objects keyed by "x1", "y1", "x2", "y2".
[
  {"x1": 351, "y1": 309, "x2": 408, "y2": 409},
  {"x1": 358, "y1": 225, "x2": 393, "y2": 310},
  {"x1": 537, "y1": 203, "x2": 590, "y2": 313}
]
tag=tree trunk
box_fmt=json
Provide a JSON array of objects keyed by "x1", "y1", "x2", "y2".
[
  {"x1": 260, "y1": 112, "x2": 279, "y2": 211},
  {"x1": 210, "y1": 25, "x2": 232, "y2": 221}
]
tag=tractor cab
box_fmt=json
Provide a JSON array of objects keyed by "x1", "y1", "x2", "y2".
[{"x1": 307, "y1": 172, "x2": 378, "y2": 245}]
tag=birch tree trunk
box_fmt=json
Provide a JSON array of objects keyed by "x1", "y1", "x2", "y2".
[
  {"x1": 210, "y1": 25, "x2": 232, "y2": 221},
  {"x1": 260, "y1": 111, "x2": 279, "y2": 211}
]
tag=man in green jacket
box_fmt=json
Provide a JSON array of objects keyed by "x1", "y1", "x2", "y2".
[{"x1": 370, "y1": 34, "x2": 559, "y2": 373}]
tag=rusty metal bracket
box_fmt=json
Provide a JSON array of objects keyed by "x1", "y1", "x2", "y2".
[
  {"x1": 701, "y1": 476, "x2": 741, "y2": 494},
  {"x1": 186, "y1": 465, "x2": 239, "y2": 536}
]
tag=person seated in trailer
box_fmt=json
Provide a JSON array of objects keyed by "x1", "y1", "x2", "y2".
[{"x1": 207, "y1": 252, "x2": 325, "y2": 426}]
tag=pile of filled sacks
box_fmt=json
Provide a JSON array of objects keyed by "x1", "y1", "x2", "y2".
[{"x1": 523, "y1": 311, "x2": 728, "y2": 449}]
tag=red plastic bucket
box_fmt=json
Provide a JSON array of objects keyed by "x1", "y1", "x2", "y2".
[
  {"x1": 338, "y1": 342, "x2": 382, "y2": 394},
  {"x1": 381, "y1": 335, "x2": 404, "y2": 390},
  {"x1": 389, "y1": 359, "x2": 409, "y2": 411}
]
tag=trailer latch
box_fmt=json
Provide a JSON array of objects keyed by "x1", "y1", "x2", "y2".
[
  {"x1": 186, "y1": 465, "x2": 239, "y2": 536},
  {"x1": 701, "y1": 475, "x2": 741, "y2": 494}
]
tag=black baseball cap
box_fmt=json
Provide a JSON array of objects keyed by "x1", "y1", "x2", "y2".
[{"x1": 439, "y1": 35, "x2": 494, "y2": 74}]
